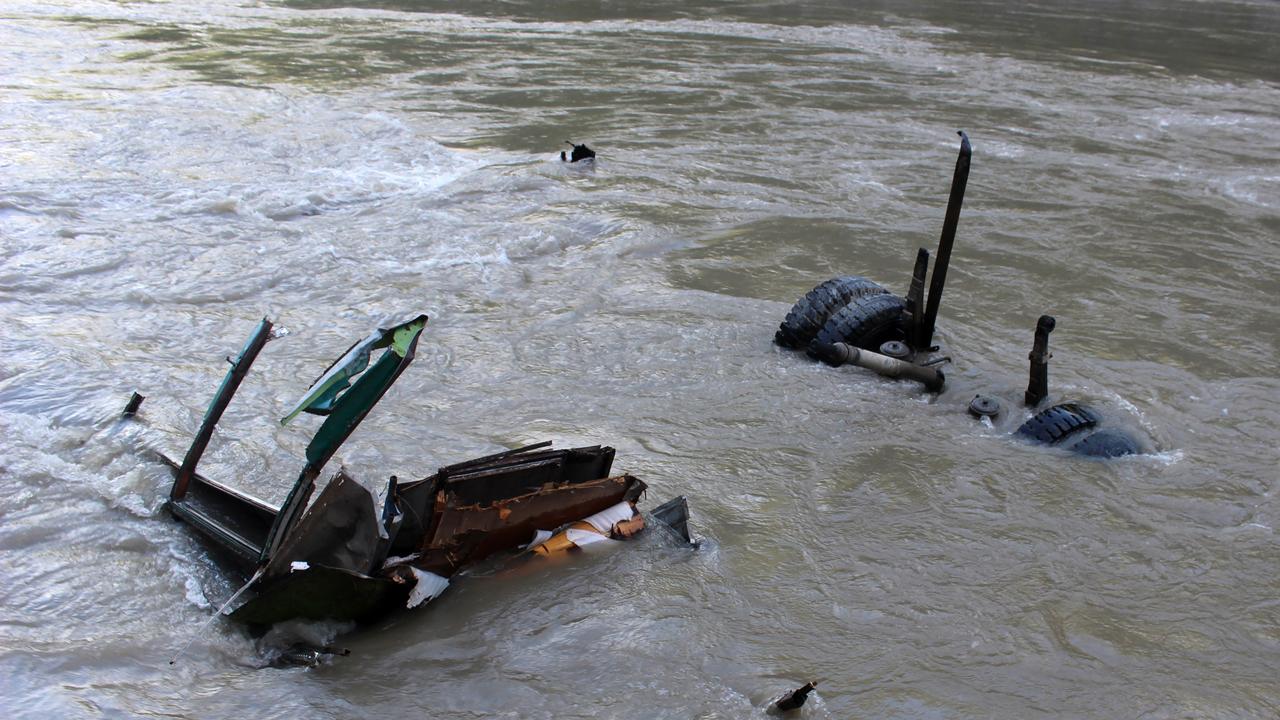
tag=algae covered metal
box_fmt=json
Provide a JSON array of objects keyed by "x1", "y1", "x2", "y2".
[{"x1": 149, "y1": 314, "x2": 692, "y2": 631}]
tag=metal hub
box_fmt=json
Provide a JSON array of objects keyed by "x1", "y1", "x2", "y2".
[
  {"x1": 968, "y1": 394, "x2": 1001, "y2": 419},
  {"x1": 879, "y1": 340, "x2": 911, "y2": 359}
]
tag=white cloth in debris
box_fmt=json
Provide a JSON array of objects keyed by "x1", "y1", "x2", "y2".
[
  {"x1": 580, "y1": 501, "x2": 636, "y2": 534},
  {"x1": 564, "y1": 527, "x2": 620, "y2": 550},
  {"x1": 406, "y1": 568, "x2": 450, "y2": 609},
  {"x1": 524, "y1": 529, "x2": 554, "y2": 549}
]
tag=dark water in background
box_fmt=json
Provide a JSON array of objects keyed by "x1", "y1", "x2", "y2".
[{"x1": 2, "y1": 1, "x2": 1278, "y2": 717}]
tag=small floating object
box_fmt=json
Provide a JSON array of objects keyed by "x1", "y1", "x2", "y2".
[
  {"x1": 268, "y1": 643, "x2": 350, "y2": 669},
  {"x1": 772, "y1": 681, "x2": 818, "y2": 713},
  {"x1": 121, "y1": 391, "x2": 145, "y2": 417},
  {"x1": 560, "y1": 140, "x2": 596, "y2": 162}
]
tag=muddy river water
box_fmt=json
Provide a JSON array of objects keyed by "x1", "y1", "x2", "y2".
[{"x1": 2, "y1": 1, "x2": 1279, "y2": 717}]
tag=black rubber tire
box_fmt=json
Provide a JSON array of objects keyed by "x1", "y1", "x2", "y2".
[
  {"x1": 807, "y1": 292, "x2": 906, "y2": 359},
  {"x1": 1016, "y1": 403, "x2": 1101, "y2": 445},
  {"x1": 774, "y1": 276, "x2": 888, "y2": 349},
  {"x1": 1067, "y1": 428, "x2": 1141, "y2": 458}
]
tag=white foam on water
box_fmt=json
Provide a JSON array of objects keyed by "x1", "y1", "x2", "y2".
[{"x1": 1215, "y1": 174, "x2": 1280, "y2": 209}]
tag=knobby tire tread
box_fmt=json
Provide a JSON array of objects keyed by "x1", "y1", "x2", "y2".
[
  {"x1": 774, "y1": 276, "x2": 888, "y2": 349},
  {"x1": 807, "y1": 293, "x2": 907, "y2": 359},
  {"x1": 1016, "y1": 403, "x2": 1101, "y2": 445}
]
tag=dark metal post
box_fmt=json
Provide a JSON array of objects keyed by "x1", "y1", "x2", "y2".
[
  {"x1": 920, "y1": 131, "x2": 972, "y2": 348},
  {"x1": 171, "y1": 318, "x2": 273, "y2": 501},
  {"x1": 1024, "y1": 315, "x2": 1056, "y2": 407},
  {"x1": 905, "y1": 247, "x2": 929, "y2": 350}
]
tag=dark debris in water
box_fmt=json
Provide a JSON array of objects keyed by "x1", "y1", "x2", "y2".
[
  {"x1": 560, "y1": 140, "x2": 596, "y2": 162},
  {"x1": 265, "y1": 643, "x2": 350, "y2": 669}
]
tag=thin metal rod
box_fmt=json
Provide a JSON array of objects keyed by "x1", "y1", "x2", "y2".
[
  {"x1": 259, "y1": 466, "x2": 318, "y2": 565},
  {"x1": 168, "y1": 566, "x2": 264, "y2": 665},
  {"x1": 920, "y1": 131, "x2": 972, "y2": 348},
  {"x1": 439, "y1": 440, "x2": 555, "y2": 474}
]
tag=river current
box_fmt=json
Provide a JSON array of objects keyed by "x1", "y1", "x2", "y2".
[{"x1": 2, "y1": 1, "x2": 1278, "y2": 718}]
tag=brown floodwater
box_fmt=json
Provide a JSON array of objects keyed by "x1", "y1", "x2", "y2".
[{"x1": 1, "y1": 1, "x2": 1278, "y2": 717}]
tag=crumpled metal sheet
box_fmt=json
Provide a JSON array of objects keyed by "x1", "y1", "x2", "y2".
[
  {"x1": 415, "y1": 474, "x2": 647, "y2": 575},
  {"x1": 230, "y1": 565, "x2": 404, "y2": 626},
  {"x1": 388, "y1": 445, "x2": 616, "y2": 559},
  {"x1": 261, "y1": 470, "x2": 383, "y2": 583}
]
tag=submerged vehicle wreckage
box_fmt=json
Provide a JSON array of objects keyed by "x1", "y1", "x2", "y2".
[
  {"x1": 131, "y1": 314, "x2": 693, "y2": 635},
  {"x1": 774, "y1": 132, "x2": 1150, "y2": 458}
]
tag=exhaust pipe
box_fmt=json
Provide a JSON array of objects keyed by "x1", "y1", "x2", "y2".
[{"x1": 815, "y1": 342, "x2": 945, "y2": 393}]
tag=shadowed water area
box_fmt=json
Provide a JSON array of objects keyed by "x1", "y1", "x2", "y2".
[{"x1": 2, "y1": 0, "x2": 1278, "y2": 717}]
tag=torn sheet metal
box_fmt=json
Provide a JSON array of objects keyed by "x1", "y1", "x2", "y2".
[
  {"x1": 406, "y1": 569, "x2": 450, "y2": 609},
  {"x1": 260, "y1": 470, "x2": 383, "y2": 583},
  {"x1": 281, "y1": 317, "x2": 427, "y2": 424},
  {"x1": 229, "y1": 564, "x2": 405, "y2": 626},
  {"x1": 650, "y1": 495, "x2": 696, "y2": 545}
]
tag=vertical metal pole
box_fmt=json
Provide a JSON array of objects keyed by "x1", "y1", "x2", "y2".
[
  {"x1": 1024, "y1": 315, "x2": 1056, "y2": 407},
  {"x1": 905, "y1": 247, "x2": 930, "y2": 351},
  {"x1": 920, "y1": 131, "x2": 972, "y2": 348},
  {"x1": 171, "y1": 318, "x2": 273, "y2": 501}
]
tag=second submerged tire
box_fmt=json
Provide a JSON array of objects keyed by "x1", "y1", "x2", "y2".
[
  {"x1": 807, "y1": 293, "x2": 907, "y2": 360},
  {"x1": 1067, "y1": 428, "x2": 1141, "y2": 458},
  {"x1": 774, "y1": 276, "x2": 889, "y2": 349}
]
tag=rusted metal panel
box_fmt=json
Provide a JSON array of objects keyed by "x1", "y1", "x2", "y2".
[
  {"x1": 415, "y1": 474, "x2": 646, "y2": 575},
  {"x1": 391, "y1": 444, "x2": 617, "y2": 558},
  {"x1": 438, "y1": 444, "x2": 615, "y2": 494}
]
